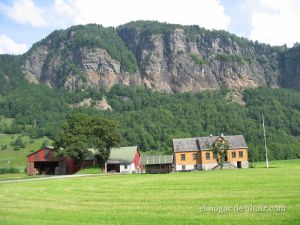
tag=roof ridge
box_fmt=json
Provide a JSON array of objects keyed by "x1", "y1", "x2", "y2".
[
  {"x1": 173, "y1": 135, "x2": 247, "y2": 152},
  {"x1": 173, "y1": 134, "x2": 245, "y2": 140}
]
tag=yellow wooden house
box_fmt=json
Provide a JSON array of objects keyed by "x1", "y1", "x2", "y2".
[{"x1": 173, "y1": 135, "x2": 249, "y2": 171}]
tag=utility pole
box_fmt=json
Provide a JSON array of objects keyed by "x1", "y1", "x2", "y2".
[{"x1": 262, "y1": 113, "x2": 269, "y2": 168}]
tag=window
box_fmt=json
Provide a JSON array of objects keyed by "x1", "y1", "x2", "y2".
[
  {"x1": 232, "y1": 151, "x2": 236, "y2": 158},
  {"x1": 181, "y1": 154, "x2": 186, "y2": 161},
  {"x1": 213, "y1": 152, "x2": 217, "y2": 159},
  {"x1": 239, "y1": 151, "x2": 243, "y2": 158},
  {"x1": 193, "y1": 153, "x2": 197, "y2": 160},
  {"x1": 124, "y1": 164, "x2": 128, "y2": 169},
  {"x1": 182, "y1": 165, "x2": 186, "y2": 171},
  {"x1": 205, "y1": 152, "x2": 210, "y2": 160}
]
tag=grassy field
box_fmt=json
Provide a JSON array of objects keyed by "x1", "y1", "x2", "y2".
[
  {"x1": 0, "y1": 173, "x2": 28, "y2": 180},
  {"x1": 76, "y1": 165, "x2": 103, "y2": 174},
  {"x1": 0, "y1": 134, "x2": 51, "y2": 170},
  {"x1": 0, "y1": 160, "x2": 299, "y2": 225}
]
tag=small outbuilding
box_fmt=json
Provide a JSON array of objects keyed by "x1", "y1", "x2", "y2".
[
  {"x1": 140, "y1": 155, "x2": 173, "y2": 173},
  {"x1": 27, "y1": 147, "x2": 77, "y2": 175},
  {"x1": 107, "y1": 146, "x2": 140, "y2": 173},
  {"x1": 27, "y1": 147, "x2": 96, "y2": 175}
]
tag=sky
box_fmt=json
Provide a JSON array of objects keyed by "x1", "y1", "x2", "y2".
[{"x1": 0, "y1": 0, "x2": 299, "y2": 55}]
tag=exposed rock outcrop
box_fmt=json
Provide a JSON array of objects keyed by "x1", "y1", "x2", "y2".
[
  {"x1": 24, "y1": 45, "x2": 141, "y2": 90},
  {"x1": 96, "y1": 97, "x2": 112, "y2": 111},
  {"x1": 70, "y1": 97, "x2": 112, "y2": 111},
  {"x1": 118, "y1": 26, "x2": 280, "y2": 93},
  {"x1": 21, "y1": 22, "x2": 298, "y2": 93}
]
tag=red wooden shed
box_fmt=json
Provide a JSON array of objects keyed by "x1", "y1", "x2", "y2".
[{"x1": 27, "y1": 147, "x2": 79, "y2": 175}]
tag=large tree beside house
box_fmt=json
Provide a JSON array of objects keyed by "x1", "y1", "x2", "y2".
[
  {"x1": 173, "y1": 135, "x2": 248, "y2": 171},
  {"x1": 89, "y1": 115, "x2": 122, "y2": 171},
  {"x1": 54, "y1": 114, "x2": 121, "y2": 170},
  {"x1": 210, "y1": 136, "x2": 230, "y2": 169}
]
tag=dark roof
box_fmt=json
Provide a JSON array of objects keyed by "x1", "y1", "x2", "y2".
[
  {"x1": 140, "y1": 155, "x2": 173, "y2": 165},
  {"x1": 107, "y1": 146, "x2": 138, "y2": 164},
  {"x1": 198, "y1": 135, "x2": 248, "y2": 150},
  {"x1": 173, "y1": 138, "x2": 200, "y2": 152},
  {"x1": 26, "y1": 146, "x2": 53, "y2": 157},
  {"x1": 173, "y1": 135, "x2": 248, "y2": 152}
]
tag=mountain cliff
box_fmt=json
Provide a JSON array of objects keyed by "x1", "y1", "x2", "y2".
[
  {"x1": 23, "y1": 24, "x2": 141, "y2": 90},
  {"x1": 1, "y1": 21, "x2": 299, "y2": 93},
  {"x1": 117, "y1": 21, "x2": 284, "y2": 92}
]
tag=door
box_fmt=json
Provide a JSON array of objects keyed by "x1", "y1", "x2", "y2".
[
  {"x1": 224, "y1": 154, "x2": 228, "y2": 162},
  {"x1": 237, "y1": 161, "x2": 242, "y2": 168}
]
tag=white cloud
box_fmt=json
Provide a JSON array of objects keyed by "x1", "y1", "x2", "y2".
[
  {"x1": 1, "y1": 0, "x2": 230, "y2": 30},
  {"x1": 0, "y1": 0, "x2": 230, "y2": 52},
  {"x1": 247, "y1": 0, "x2": 300, "y2": 46},
  {"x1": 51, "y1": 0, "x2": 80, "y2": 27},
  {"x1": 51, "y1": 0, "x2": 230, "y2": 30},
  {"x1": 0, "y1": 34, "x2": 28, "y2": 55},
  {"x1": 0, "y1": 0, "x2": 47, "y2": 27}
]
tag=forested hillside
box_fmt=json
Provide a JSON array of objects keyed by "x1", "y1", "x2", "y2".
[
  {"x1": 0, "y1": 21, "x2": 300, "y2": 162},
  {"x1": 0, "y1": 84, "x2": 299, "y2": 161},
  {"x1": 0, "y1": 54, "x2": 26, "y2": 95}
]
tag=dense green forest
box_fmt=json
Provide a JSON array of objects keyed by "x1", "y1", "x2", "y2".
[
  {"x1": 0, "y1": 82, "x2": 299, "y2": 162},
  {"x1": 0, "y1": 54, "x2": 26, "y2": 95}
]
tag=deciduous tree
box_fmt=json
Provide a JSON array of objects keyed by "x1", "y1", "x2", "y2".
[
  {"x1": 211, "y1": 136, "x2": 229, "y2": 169},
  {"x1": 54, "y1": 114, "x2": 121, "y2": 171}
]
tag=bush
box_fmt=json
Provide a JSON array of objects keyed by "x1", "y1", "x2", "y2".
[
  {"x1": 0, "y1": 144, "x2": 7, "y2": 150},
  {"x1": 190, "y1": 54, "x2": 206, "y2": 65},
  {"x1": 10, "y1": 137, "x2": 26, "y2": 150},
  {"x1": 0, "y1": 167, "x2": 20, "y2": 174},
  {"x1": 249, "y1": 163, "x2": 256, "y2": 168},
  {"x1": 216, "y1": 53, "x2": 245, "y2": 64}
]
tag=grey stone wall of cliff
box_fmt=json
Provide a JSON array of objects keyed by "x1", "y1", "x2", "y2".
[
  {"x1": 22, "y1": 24, "x2": 293, "y2": 93},
  {"x1": 118, "y1": 27, "x2": 280, "y2": 93},
  {"x1": 23, "y1": 45, "x2": 141, "y2": 90}
]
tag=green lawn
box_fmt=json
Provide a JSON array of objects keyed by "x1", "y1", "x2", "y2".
[
  {"x1": 0, "y1": 173, "x2": 28, "y2": 180},
  {"x1": 76, "y1": 165, "x2": 103, "y2": 174},
  {"x1": 0, "y1": 160, "x2": 299, "y2": 225}
]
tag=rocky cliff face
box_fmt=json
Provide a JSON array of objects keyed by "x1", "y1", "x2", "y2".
[
  {"x1": 118, "y1": 24, "x2": 281, "y2": 92},
  {"x1": 21, "y1": 22, "x2": 294, "y2": 93},
  {"x1": 23, "y1": 39, "x2": 141, "y2": 90}
]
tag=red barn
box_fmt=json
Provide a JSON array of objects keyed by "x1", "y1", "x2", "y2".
[{"x1": 27, "y1": 147, "x2": 80, "y2": 175}]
